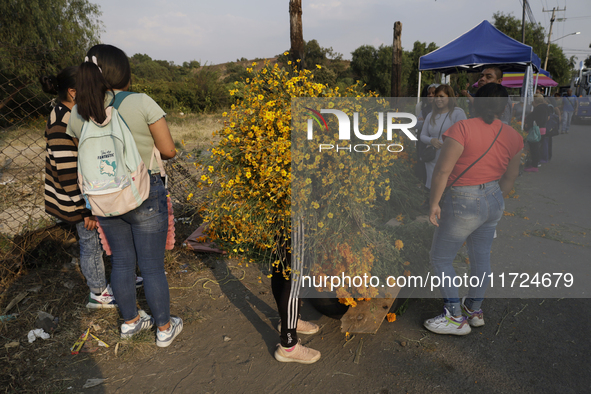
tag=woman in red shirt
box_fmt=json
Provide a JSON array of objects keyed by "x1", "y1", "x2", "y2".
[{"x1": 424, "y1": 83, "x2": 523, "y2": 335}]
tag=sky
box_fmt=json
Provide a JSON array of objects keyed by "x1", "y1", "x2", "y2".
[{"x1": 97, "y1": 0, "x2": 591, "y2": 68}]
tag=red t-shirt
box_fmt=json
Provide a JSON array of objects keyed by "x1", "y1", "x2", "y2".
[{"x1": 443, "y1": 118, "x2": 524, "y2": 187}]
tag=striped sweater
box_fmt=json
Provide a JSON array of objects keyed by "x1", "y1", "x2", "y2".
[{"x1": 44, "y1": 104, "x2": 91, "y2": 223}]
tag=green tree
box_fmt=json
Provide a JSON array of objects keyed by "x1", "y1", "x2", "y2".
[
  {"x1": 0, "y1": 0, "x2": 102, "y2": 77},
  {"x1": 405, "y1": 41, "x2": 438, "y2": 97},
  {"x1": 279, "y1": 39, "x2": 351, "y2": 87},
  {"x1": 493, "y1": 12, "x2": 572, "y2": 85},
  {"x1": 0, "y1": 0, "x2": 102, "y2": 126},
  {"x1": 350, "y1": 44, "x2": 393, "y2": 96}
]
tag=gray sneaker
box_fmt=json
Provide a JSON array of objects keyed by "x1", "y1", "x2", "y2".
[
  {"x1": 156, "y1": 316, "x2": 183, "y2": 348},
  {"x1": 121, "y1": 310, "x2": 154, "y2": 339}
]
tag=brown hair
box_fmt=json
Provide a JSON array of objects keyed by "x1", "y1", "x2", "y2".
[{"x1": 430, "y1": 84, "x2": 457, "y2": 126}]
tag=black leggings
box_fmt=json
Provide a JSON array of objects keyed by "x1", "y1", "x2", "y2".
[
  {"x1": 528, "y1": 141, "x2": 541, "y2": 168},
  {"x1": 272, "y1": 268, "x2": 299, "y2": 347},
  {"x1": 272, "y1": 221, "x2": 304, "y2": 347}
]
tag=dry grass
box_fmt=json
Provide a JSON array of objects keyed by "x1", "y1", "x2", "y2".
[
  {"x1": 167, "y1": 112, "x2": 224, "y2": 153},
  {"x1": 0, "y1": 219, "x2": 212, "y2": 392}
]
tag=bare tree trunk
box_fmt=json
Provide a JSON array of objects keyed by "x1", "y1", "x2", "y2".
[
  {"x1": 391, "y1": 21, "x2": 402, "y2": 97},
  {"x1": 289, "y1": 0, "x2": 305, "y2": 69}
]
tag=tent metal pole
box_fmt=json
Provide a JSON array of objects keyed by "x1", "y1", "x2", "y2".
[
  {"x1": 533, "y1": 72, "x2": 540, "y2": 93},
  {"x1": 521, "y1": 64, "x2": 531, "y2": 130},
  {"x1": 417, "y1": 72, "x2": 422, "y2": 103}
]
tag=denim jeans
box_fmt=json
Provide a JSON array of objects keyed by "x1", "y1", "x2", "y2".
[
  {"x1": 430, "y1": 181, "x2": 504, "y2": 316},
  {"x1": 76, "y1": 222, "x2": 106, "y2": 294},
  {"x1": 563, "y1": 110, "x2": 573, "y2": 131},
  {"x1": 98, "y1": 175, "x2": 171, "y2": 326}
]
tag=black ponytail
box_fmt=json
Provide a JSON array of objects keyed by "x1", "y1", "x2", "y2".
[
  {"x1": 474, "y1": 83, "x2": 509, "y2": 124},
  {"x1": 76, "y1": 44, "x2": 132, "y2": 124},
  {"x1": 39, "y1": 66, "x2": 77, "y2": 103}
]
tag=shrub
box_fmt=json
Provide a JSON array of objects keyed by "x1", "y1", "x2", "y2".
[{"x1": 198, "y1": 59, "x2": 427, "y2": 293}]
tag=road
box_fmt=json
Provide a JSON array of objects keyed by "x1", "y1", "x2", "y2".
[{"x1": 78, "y1": 123, "x2": 591, "y2": 394}]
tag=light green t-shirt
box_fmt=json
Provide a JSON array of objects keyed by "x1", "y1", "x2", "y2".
[{"x1": 66, "y1": 91, "x2": 167, "y2": 174}]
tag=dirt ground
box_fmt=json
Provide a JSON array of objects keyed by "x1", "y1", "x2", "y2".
[{"x1": 2, "y1": 124, "x2": 591, "y2": 393}]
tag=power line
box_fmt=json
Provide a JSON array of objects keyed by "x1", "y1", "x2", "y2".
[
  {"x1": 519, "y1": 0, "x2": 537, "y2": 24},
  {"x1": 526, "y1": 1, "x2": 537, "y2": 24}
]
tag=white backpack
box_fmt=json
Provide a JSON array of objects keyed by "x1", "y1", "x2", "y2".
[{"x1": 77, "y1": 91, "x2": 164, "y2": 217}]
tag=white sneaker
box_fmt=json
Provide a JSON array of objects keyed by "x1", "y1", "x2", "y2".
[
  {"x1": 461, "y1": 297, "x2": 485, "y2": 327},
  {"x1": 274, "y1": 339, "x2": 321, "y2": 364},
  {"x1": 121, "y1": 310, "x2": 154, "y2": 339},
  {"x1": 156, "y1": 316, "x2": 183, "y2": 348},
  {"x1": 424, "y1": 308, "x2": 471, "y2": 335},
  {"x1": 86, "y1": 285, "x2": 117, "y2": 309}
]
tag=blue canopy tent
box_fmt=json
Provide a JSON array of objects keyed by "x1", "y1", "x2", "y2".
[
  {"x1": 418, "y1": 20, "x2": 543, "y2": 127},
  {"x1": 418, "y1": 20, "x2": 541, "y2": 75}
]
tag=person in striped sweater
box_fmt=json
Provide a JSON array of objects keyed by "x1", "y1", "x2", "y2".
[{"x1": 41, "y1": 67, "x2": 140, "y2": 308}]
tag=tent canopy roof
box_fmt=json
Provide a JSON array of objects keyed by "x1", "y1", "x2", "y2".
[
  {"x1": 471, "y1": 72, "x2": 558, "y2": 88},
  {"x1": 419, "y1": 20, "x2": 541, "y2": 74}
]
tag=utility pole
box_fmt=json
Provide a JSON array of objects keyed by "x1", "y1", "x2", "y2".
[
  {"x1": 521, "y1": 0, "x2": 526, "y2": 43},
  {"x1": 289, "y1": 0, "x2": 304, "y2": 70},
  {"x1": 391, "y1": 22, "x2": 402, "y2": 98},
  {"x1": 543, "y1": 6, "x2": 566, "y2": 71}
]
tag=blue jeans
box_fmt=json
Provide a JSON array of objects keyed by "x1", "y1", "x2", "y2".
[
  {"x1": 76, "y1": 222, "x2": 106, "y2": 294},
  {"x1": 563, "y1": 110, "x2": 573, "y2": 131},
  {"x1": 430, "y1": 181, "x2": 504, "y2": 316},
  {"x1": 98, "y1": 175, "x2": 171, "y2": 327}
]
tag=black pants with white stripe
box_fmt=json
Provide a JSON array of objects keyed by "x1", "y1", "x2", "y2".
[
  {"x1": 272, "y1": 221, "x2": 304, "y2": 348},
  {"x1": 272, "y1": 268, "x2": 299, "y2": 347}
]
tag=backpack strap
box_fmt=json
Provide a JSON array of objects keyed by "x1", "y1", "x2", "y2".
[
  {"x1": 112, "y1": 91, "x2": 136, "y2": 109},
  {"x1": 111, "y1": 91, "x2": 166, "y2": 177},
  {"x1": 447, "y1": 124, "x2": 503, "y2": 189}
]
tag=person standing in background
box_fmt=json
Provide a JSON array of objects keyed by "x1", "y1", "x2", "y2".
[
  {"x1": 420, "y1": 84, "x2": 467, "y2": 190},
  {"x1": 67, "y1": 45, "x2": 182, "y2": 347},
  {"x1": 40, "y1": 66, "x2": 141, "y2": 309}
]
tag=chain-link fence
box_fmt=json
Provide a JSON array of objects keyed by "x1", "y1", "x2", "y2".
[
  {"x1": 0, "y1": 43, "x2": 205, "y2": 289},
  {"x1": 0, "y1": 75, "x2": 51, "y2": 236}
]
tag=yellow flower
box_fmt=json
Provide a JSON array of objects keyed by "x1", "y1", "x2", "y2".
[
  {"x1": 318, "y1": 222, "x2": 324, "y2": 228},
  {"x1": 316, "y1": 64, "x2": 322, "y2": 69},
  {"x1": 395, "y1": 240, "x2": 404, "y2": 250},
  {"x1": 186, "y1": 193, "x2": 193, "y2": 202},
  {"x1": 327, "y1": 213, "x2": 333, "y2": 219},
  {"x1": 386, "y1": 313, "x2": 396, "y2": 323}
]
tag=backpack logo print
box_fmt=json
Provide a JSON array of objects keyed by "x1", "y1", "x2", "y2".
[{"x1": 99, "y1": 160, "x2": 117, "y2": 177}]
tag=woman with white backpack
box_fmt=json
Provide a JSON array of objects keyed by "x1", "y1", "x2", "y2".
[{"x1": 67, "y1": 44, "x2": 182, "y2": 347}]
